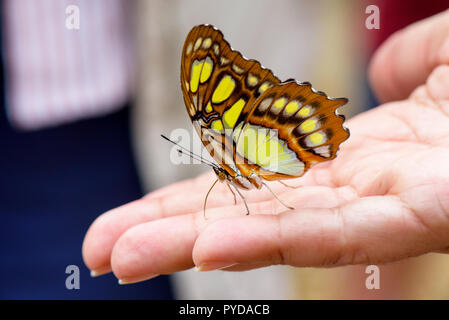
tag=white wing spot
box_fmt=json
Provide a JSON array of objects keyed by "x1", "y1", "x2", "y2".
[
  {"x1": 258, "y1": 97, "x2": 273, "y2": 112},
  {"x1": 194, "y1": 37, "x2": 202, "y2": 51},
  {"x1": 232, "y1": 64, "x2": 244, "y2": 74},
  {"x1": 220, "y1": 56, "x2": 230, "y2": 66},
  {"x1": 313, "y1": 145, "x2": 332, "y2": 158},
  {"x1": 202, "y1": 38, "x2": 212, "y2": 49},
  {"x1": 186, "y1": 42, "x2": 193, "y2": 55}
]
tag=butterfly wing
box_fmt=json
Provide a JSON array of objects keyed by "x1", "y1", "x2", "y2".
[
  {"x1": 180, "y1": 24, "x2": 281, "y2": 177},
  {"x1": 233, "y1": 80, "x2": 349, "y2": 180},
  {"x1": 181, "y1": 24, "x2": 349, "y2": 183}
]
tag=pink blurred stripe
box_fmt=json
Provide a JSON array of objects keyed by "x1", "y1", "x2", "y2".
[{"x1": 3, "y1": 0, "x2": 134, "y2": 130}]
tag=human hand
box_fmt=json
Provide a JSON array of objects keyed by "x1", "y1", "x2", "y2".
[{"x1": 82, "y1": 10, "x2": 449, "y2": 284}]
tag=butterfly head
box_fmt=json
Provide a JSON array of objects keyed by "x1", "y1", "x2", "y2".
[{"x1": 213, "y1": 166, "x2": 229, "y2": 182}]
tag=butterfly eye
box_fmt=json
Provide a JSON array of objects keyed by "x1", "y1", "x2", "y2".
[{"x1": 218, "y1": 171, "x2": 227, "y2": 180}]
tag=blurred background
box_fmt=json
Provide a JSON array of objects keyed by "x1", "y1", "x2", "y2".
[{"x1": 1, "y1": 0, "x2": 448, "y2": 299}]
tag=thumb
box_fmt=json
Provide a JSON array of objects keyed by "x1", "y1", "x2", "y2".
[{"x1": 369, "y1": 9, "x2": 449, "y2": 103}]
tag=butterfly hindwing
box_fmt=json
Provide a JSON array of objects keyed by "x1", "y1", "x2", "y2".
[{"x1": 233, "y1": 81, "x2": 349, "y2": 180}]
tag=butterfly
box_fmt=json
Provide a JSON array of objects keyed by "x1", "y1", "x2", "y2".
[{"x1": 175, "y1": 24, "x2": 349, "y2": 216}]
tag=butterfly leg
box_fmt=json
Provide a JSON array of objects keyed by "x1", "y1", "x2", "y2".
[
  {"x1": 203, "y1": 178, "x2": 219, "y2": 219},
  {"x1": 278, "y1": 180, "x2": 302, "y2": 189},
  {"x1": 263, "y1": 182, "x2": 295, "y2": 211},
  {"x1": 226, "y1": 182, "x2": 237, "y2": 205},
  {"x1": 230, "y1": 184, "x2": 250, "y2": 215}
]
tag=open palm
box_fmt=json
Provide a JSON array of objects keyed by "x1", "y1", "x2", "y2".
[{"x1": 83, "y1": 11, "x2": 449, "y2": 284}]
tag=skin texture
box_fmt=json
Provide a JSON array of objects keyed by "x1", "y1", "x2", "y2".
[{"x1": 83, "y1": 10, "x2": 449, "y2": 284}]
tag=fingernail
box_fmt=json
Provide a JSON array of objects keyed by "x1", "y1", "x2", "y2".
[
  {"x1": 118, "y1": 274, "x2": 159, "y2": 285},
  {"x1": 195, "y1": 262, "x2": 239, "y2": 272},
  {"x1": 90, "y1": 266, "x2": 112, "y2": 277}
]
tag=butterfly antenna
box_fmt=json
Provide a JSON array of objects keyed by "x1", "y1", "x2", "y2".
[
  {"x1": 203, "y1": 178, "x2": 219, "y2": 219},
  {"x1": 175, "y1": 148, "x2": 216, "y2": 168},
  {"x1": 161, "y1": 134, "x2": 219, "y2": 169},
  {"x1": 262, "y1": 182, "x2": 295, "y2": 210}
]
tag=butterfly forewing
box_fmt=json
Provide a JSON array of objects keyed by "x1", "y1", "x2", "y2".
[{"x1": 181, "y1": 25, "x2": 282, "y2": 176}]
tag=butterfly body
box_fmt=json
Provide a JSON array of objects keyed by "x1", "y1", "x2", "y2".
[
  {"x1": 213, "y1": 165, "x2": 263, "y2": 190},
  {"x1": 179, "y1": 24, "x2": 349, "y2": 213}
]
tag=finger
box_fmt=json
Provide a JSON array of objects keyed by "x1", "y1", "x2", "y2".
[
  {"x1": 434, "y1": 247, "x2": 449, "y2": 254},
  {"x1": 82, "y1": 180, "x2": 237, "y2": 273},
  {"x1": 425, "y1": 64, "x2": 449, "y2": 102},
  {"x1": 81, "y1": 174, "x2": 257, "y2": 272},
  {"x1": 201, "y1": 261, "x2": 274, "y2": 272},
  {"x1": 193, "y1": 196, "x2": 449, "y2": 269},
  {"x1": 369, "y1": 9, "x2": 449, "y2": 102},
  {"x1": 409, "y1": 65, "x2": 449, "y2": 118},
  {"x1": 109, "y1": 200, "x2": 276, "y2": 283},
  {"x1": 82, "y1": 166, "x2": 331, "y2": 273},
  {"x1": 108, "y1": 185, "x2": 355, "y2": 282}
]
